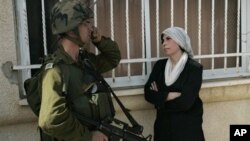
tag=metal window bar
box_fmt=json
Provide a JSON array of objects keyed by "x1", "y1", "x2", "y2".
[
  {"x1": 14, "y1": 52, "x2": 250, "y2": 70},
  {"x1": 125, "y1": 0, "x2": 131, "y2": 79},
  {"x1": 14, "y1": 0, "x2": 31, "y2": 96},
  {"x1": 198, "y1": 0, "x2": 202, "y2": 63},
  {"x1": 41, "y1": 0, "x2": 47, "y2": 56},
  {"x1": 110, "y1": 0, "x2": 116, "y2": 82},
  {"x1": 144, "y1": 0, "x2": 152, "y2": 75},
  {"x1": 94, "y1": 0, "x2": 98, "y2": 27},
  {"x1": 224, "y1": 0, "x2": 228, "y2": 72},
  {"x1": 171, "y1": 0, "x2": 174, "y2": 26},
  {"x1": 141, "y1": 0, "x2": 146, "y2": 78},
  {"x1": 241, "y1": 0, "x2": 249, "y2": 73},
  {"x1": 94, "y1": 0, "x2": 98, "y2": 55},
  {"x1": 211, "y1": 0, "x2": 215, "y2": 72},
  {"x1": 236, "y1": 0, "x2": 241, "y2": 72},
  {"x1": 156, "y1": 0, "x2": 160, "y2": 58},
  {"x1": 110, "y1": 0, "x2": 114, "y2": 40},
  {"x1": 184, "y1": 0, "x2": 188, "y2": 31}
]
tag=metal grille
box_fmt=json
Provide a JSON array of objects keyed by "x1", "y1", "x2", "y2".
[{"x1": 14, "y1": 0, "x2": 249, "y2": 91}]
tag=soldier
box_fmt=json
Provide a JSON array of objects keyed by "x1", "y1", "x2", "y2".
[{"x1": 38, "y1": 0, "x2": 121, "y2": 140}]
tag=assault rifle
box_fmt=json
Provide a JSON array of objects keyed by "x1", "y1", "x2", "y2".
[
  {"x1": 78, "y1": 51, "x2": 152, "y2": 141},
  {"x1": 74, "y1": 112, "x2": 152, "y2": 141}
]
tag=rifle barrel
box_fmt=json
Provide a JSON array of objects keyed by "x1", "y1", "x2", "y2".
[{"x1": 74, "y1": 113, "x2": 150, "y2": 141}]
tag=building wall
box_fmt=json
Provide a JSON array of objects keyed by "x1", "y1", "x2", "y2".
[
  {"x1": 1, "y1": 1, "x2": 250, "y2": 141},
  {"x1": 1, "y1": 84, "x2": 250, "y2": 141}
]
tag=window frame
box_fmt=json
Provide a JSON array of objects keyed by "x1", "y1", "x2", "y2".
[{"x1": 13, "y1": 0, "x2": 250, "y2": 98}]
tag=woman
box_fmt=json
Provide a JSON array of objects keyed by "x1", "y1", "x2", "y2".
[{"x1": 144, "y1": 27, "x2": 205, "y2": 141}]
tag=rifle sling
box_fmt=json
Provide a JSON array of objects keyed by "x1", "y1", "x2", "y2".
[{"x1": 82, "y1": 59, "x2": 143, "y2": 134}]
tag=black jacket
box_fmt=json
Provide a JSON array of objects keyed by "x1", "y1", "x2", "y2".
[{"x1": 144, "y1": 58, "x2": 205, "y2": 141}]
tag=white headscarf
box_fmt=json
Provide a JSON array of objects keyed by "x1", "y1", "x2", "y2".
[
  {"x1": 162, "y1": 27, "x2": 193, "y2": 86},
  {"x1": 161, "y1": 27, "x2": 193, "y2": 58}
]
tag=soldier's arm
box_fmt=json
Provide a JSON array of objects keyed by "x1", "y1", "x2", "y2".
[
  {"x1": 38, "y1": 67, "x2": 91, "y2": 141},
  {"x1": 88, "y1": 36, "x2": 121, "y2": 73}
]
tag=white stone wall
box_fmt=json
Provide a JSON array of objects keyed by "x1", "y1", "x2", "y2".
[
  {"x1": 0, "y1": 122, "x2": 39, "y2": 141},
  {"x1": 0, "y1": 0, "x2": 18, "y2": 125},
  {"x1": 0, "y1": 1, "x2": 38, "y2": 140}
]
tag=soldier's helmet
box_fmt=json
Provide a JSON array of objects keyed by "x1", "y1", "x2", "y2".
[{"x1": 50, "y1": 0, "x2": 94, "y2": 35}]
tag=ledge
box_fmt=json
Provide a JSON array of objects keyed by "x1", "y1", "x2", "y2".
[
  {"x1": 201, "y1": 77, "x2": 250, "y2": 88},
  {"x1": 19, "y1": 78, "x2": 250, "y2": 106}
]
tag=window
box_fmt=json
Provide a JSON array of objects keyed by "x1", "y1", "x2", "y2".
[{"x1": 14, "y1": 0, "x2": 250, "y2": 98}]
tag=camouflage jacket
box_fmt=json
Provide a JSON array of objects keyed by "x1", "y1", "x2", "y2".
[{"x1": 38, "y1": 37, "x2": 121, "y2": 141}]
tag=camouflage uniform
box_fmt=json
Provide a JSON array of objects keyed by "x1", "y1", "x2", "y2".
[{"x1": 38, "y1": 0, "x2": 121, "y2": 140}]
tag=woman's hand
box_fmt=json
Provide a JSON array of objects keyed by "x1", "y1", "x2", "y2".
[
  {"x1": 150, "y1": 81, "x2": 158, "y2": 92},
  {"x1": 166, "y1": 92, "x2": 181, "y2": 101},
  {"x1": 91, "y1": 131, "x2": 108, "y2": 141}
]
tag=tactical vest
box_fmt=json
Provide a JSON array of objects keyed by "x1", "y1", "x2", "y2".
[
  {"x1": 25, "y1": 53, "x2": 115, "y2": 125},
  {"x1": 59, "y1": 58, "x2": 115, "y2": 127}
]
